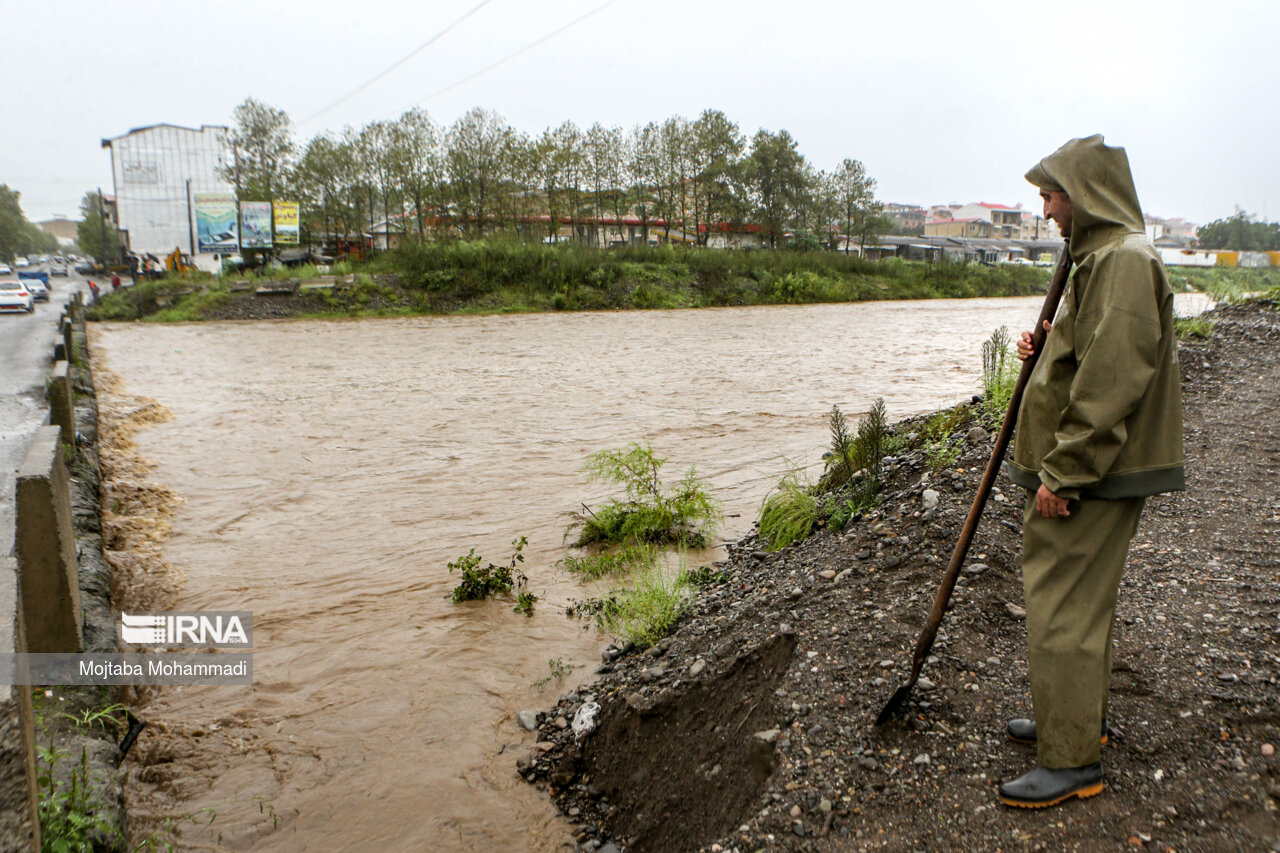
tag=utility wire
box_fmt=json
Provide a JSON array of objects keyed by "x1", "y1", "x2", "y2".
[
  {"x1": 401, "y1": 0, "x2": 621, "y2": 110},
  {"x1": 299, "y1": 0, "x2": 495, "y2": 125}
]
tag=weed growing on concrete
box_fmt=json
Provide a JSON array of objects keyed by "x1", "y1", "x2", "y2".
[
  {"x1": 448, "y1": 537, "x2": 532, "y2": 609},
  {"x1": 566, "y1": 443, "x2": 721, "y2": 549},
  {"x1": 37, "y1": 740, "x2": 120, "y2": 851}
]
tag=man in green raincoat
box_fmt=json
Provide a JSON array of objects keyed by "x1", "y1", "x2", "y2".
[{"x1": 999, "y1": 135, "x2": 1184, "y2": 808}]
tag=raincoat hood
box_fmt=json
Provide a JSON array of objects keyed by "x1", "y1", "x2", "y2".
[{"x1": 1025, "y1": 134, "x2": 1145, "y2": 260}]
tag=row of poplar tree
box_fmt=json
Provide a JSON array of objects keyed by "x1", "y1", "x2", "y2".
[{"x1": 223, "y1": 98, "x2": 887, "y2": 250}]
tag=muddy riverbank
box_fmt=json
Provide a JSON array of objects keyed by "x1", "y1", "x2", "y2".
[{"x1": 524, "y1": 299, "x2": 1280, "y2": 852}]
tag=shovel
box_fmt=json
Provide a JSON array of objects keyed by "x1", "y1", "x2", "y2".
[{"x1": 875, "y1": 247, "x2": 1073, "y2": 725}]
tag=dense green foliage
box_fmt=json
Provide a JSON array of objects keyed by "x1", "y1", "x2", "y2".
[
  {"x1": 0, "y1": 184, "x2": 59, "y2": 263},
  {"x1": 567, "y1": 443, "x2": 721, "y2": 549},
  {"x1": 75, "y1": 191, "x2": 120, "y2": 264},
  {"x1": 226, "y1": 97, "x2": 888, "y2": 250},
  {"x1": 1195, "y1": 209, "x2": 1280, "y2": 251},
  {"x1": 1170, "y1": 266, "x2": 1279, "y2": 302},
  {"x1": 381, "y1": 240, "x2": 1050, "y2": 313}
]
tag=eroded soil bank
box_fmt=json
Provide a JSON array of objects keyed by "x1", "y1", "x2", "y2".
[{"x1": 525, "y1": 300, "x2": 1280, "y2": 852}]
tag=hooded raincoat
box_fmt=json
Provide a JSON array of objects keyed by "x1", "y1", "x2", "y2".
[{"x1": 1009, "y1": 135, "x2": 1184, "y2": 500}]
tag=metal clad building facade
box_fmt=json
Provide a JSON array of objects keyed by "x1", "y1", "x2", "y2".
[{"x1": 101, "y1": 124, "x2": 234, "y2": 273}]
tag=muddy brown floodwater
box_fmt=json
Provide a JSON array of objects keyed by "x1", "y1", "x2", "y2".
[{"x1": 91, "y1": 294, "x2": 1210, "y2": 851}]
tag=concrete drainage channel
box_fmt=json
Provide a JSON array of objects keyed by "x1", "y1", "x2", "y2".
[{"x1": 3, "y1": 294, "x2": 131, "y2": 851}]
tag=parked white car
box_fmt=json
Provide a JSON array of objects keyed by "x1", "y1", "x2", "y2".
[
  {"x1": 24, "y1": 278, "x2": 49, "y2": 302},
  {"x1": 0, "y1": 280, "x2": 35, "y2": 313}
]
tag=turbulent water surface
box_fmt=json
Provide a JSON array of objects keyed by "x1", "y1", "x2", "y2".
[{"x1": 91, "y1": 293, "x2": 1210, "y2": 850}]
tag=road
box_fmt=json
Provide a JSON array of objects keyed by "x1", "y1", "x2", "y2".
[{"x1": 1, "y1": 263, "x2": 91, "y2": 555}]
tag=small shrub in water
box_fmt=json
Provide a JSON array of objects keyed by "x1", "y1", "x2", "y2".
[
  {"x1": 566, "y1": 443, "x2": 721, "y2": 548},
  {"x1": 448, "y1": 537, "x2": 531, "y2": 604}
]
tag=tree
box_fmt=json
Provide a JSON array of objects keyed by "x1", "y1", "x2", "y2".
[
  {"x1": 829, "y1": 158, "x2": 880, "y2": 253},
  {"x1": 1195, "y1": 208, "x2": 1280, "y2": 251},
  {"x1": 76, "y1": 191, "x2": 120, "y2": 263},
  {"x1": 0, "y1": 186, "x2": 59, "y2": 262},
  {"x1": 628, "y1": 122, "x2": 663, "y2": 245},
  {"x1": 739, "y1": 129, "x2": 813, "y2": 248},
  {"x1": 584, "y1": 123, "x2": 625, "y2": 245},
  {"x1": 690, "y1": 110, "x2": 744, "y2": 244},
  {"x1": 0, "y1": 185, "x2": 29, "y2": 262},
  {"x1": 221, "y1": 98, "x2": 297, "y2": 203},
  {"x1": 390, "y1": 109, "x2": 443, "y2": 238},
  {"x1": 446, "y1": 108, "x2": 521, "y2": 237}
]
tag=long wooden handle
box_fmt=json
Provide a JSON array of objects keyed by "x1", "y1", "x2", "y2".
[{"x1": 904, "y1": 247, "x2": 1073, "y2": 678}]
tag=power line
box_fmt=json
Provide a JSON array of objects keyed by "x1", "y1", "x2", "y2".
[
  {"x1": 401, "y1": 0, "x2": 621, "y2": 111},
  {"x1": 299, "y1": 0, "x2": 495, "y2": 126}
]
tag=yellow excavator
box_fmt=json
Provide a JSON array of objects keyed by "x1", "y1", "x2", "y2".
[{"x1": 165, "y1": 247, "x2": 196, "y2": 274}]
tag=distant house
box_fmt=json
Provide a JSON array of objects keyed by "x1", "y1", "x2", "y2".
[
  {"x1": 953, "y1": 203, "x2": 1024, "y2": 238},
  {"x1": 701, "y1": 222, "x2": 770, "y2": 250},
  {"x1": 924, "y1": 218, "x2": 994, "y2": 238},
  {"x1": 882, "y1": 203, "x2": 926, "y2": 231}
]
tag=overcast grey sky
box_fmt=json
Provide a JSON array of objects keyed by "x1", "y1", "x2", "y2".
[{"x1": 6, "y1": 0, "x2": 1277, "y2": 226}]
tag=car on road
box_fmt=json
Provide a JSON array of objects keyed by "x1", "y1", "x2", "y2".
[
  {"x1": 0, "y1": 280, "x2": 34, "y2": 313},
  {"x1": 23, "y1": 278, "x2": 49, "y2": 302},
  {"x1": 49, "y1": 258, "x2": 68, "y2": 276},
  {"x1": 0, "y1": 264, "x2": 11, "y2": 275},
  {"x1": 14, "y1": 257, "x2": 29, "y2": 268}
]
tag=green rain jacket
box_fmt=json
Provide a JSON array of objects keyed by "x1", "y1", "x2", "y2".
[{"x1": 1008, "y1": 135, "x2": 1185, "y2": 499}]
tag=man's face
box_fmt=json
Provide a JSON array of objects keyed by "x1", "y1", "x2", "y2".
[{"x1": 1040, "y1": 190, "x2": 1073, "y2": 238}]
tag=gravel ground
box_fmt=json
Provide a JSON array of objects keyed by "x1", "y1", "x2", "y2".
[{"x1": 522, "y1": 299, "x2": 1280, "y2": 852}]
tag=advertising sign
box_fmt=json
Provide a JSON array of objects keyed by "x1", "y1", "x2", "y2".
[
  {"x1": 194, "y1": 193, "x2": 239, "y2": 253},
  {"x1": 240, "y1": 201, "x2": 273, "y2": 250},
  {"x1": 273, "y1": 201, "x2": 300, "y2": 245}
]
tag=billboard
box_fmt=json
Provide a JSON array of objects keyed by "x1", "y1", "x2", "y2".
[
  {"x1": 194, "y1": 194, "x2": 238, "y2": 253},
  {"x1": 273, "y1": 201, "x2": 300, "y2": 245},
  {"x1": 240, "y1": 201, "x2": 273, "y2": 250}
]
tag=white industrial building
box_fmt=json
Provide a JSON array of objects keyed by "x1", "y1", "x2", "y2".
[{"x1": 100, "y1": 123, "x2": 234, "y2": 273}]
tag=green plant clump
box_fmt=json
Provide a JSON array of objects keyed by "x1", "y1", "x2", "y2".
[
  {"x1": 1174, "y1": 315, "x2": 1215, "y2": 340},
  {"x1": 980, "y1": 326, "x2": 1020, "y2": 430},
  {"x1": 757, "y1": 470, "x2": 820, "y2": 551},
  {"x1": 598, "y1": 559, "x2": 693, "y2": 648},
  {"x1": 559, "y1": 543, "x2": 660, "y2": 578},
  {"x1": 38, "y1": 741, "x2": 118, "y2": 852},
  {"x1": 566, "y1": 443, "x2": 721, "y2": 549},
  {"x1": 758, "y1": 400, "x2": 892, "y2": 550},
  {"x1": 448, "y1": 536, "x2": 533, "y2": 614}
]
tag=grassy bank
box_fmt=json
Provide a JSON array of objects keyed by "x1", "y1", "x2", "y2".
[
  {"x1": 1168, "y1": 265, "x2": 1280, "y2": 301},
  {"x1": 88, "y1": 242, "x2": 1053, "y2": 322}
]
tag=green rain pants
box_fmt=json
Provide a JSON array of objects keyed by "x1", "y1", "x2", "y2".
[{"x1": 1021, "y1": 494, "x2": 1145, "y2": 768}]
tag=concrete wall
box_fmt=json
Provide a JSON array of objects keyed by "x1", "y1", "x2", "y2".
[
  {"x1": 48, "y1": 361, "x2": 74, "y2": 447},
  {"x1": 0, "y1": 555, "x2": 39, "y2": 851},
  {"x1": 15, "y1": 428, "x2": 83, "y2": 655}
]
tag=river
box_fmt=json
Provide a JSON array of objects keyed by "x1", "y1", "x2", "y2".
[{"x1": 91, "y1": 293, "x2": 1211, "y2": 850}]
